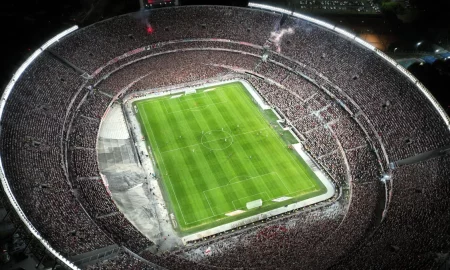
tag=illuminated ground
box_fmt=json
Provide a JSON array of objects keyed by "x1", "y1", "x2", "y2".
[{"x1": 134, "y1": 81, "x2": 326, "y2": 233}]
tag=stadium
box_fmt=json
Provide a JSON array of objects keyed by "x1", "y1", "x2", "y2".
[{"x1": 0, "y1": 3, "x2": 449, "y2": 269}]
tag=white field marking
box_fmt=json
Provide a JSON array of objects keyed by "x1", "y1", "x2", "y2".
[
  {"x1": 200, "y1": 130, "x2": 234, "y2": 151},
  {"x1": 206, "y1": 91, "x2": 235, "y2": 134},
  {"x1": 139, "y1": 83, "x2": 320, "y2": 226},
  {"x1": 228, "y1": 174, "x2": 252, "y2": 184},
  {"x1": 205, "y1": 172, "x2": 277, "y2": 194},
  {"x1": 185, "y1": 181, "x2": 317, "y2": 225},
  {"x1": 235, "y1": 83, "x2": 320, "y2": 194},
  {"x1": 180, "y1": 84, "x2": 317, "y2": 222},
  {"x1": 135, "y1": 86, "x2": 219, "y2": 106},
  {"x1": 204, "y1": 88, "x2": 216, "y2": 92},
  {"x1": 137, "y1": 98, "x2": 170, "y2": 105},
  {"x1": 274, "y1": 172, "x2": 293, "y2": 195},
  {"x1": 160, "y1": 128, "x2": 268, "y2": 154},
  {"x1": 285, "y1": 186, "x2": 318, "y2": 197},
  {"x1": 168, "y1": 90, "x2": 227, "y2": 114},
  {"x1": 258, "y1": 110, "x2": 317, "y2": 190},
  {"x1": 170, "y1": 94, "x2": 183, "y2": 99},
  {"x1": 167, "y1": 100, "x2": 228, "y2": 114},
  {"x1": 184, "y1": 213, "x2": 222, "y2": 225},
  {"x1": 193, "y1": 181, "x2": 315, "y2": 225},
  {"x1": 231, "y1": 191, "x2": 270, "y2": 210},
  {"x1": 160, "y1": 86, "x2": 269, "y2": 154},
  {"x1": 203, "y1": 191, "x2": 217, "y2": 216},
  {"x1": 137, "y1": 89, "x2": 268, "y2": 227},
  {"x1": 140, "y1": 105, "x2": 189, "y2": 226},
  {"x1": 161, "y1": 99, "x2": 172, "y2": 115},
  {"x1": 260, "y1": 174, "x2": 276, "y2": 199}
]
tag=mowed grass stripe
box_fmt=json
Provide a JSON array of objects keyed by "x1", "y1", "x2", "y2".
[
  {"x1": 207, "y1": 89, "x2": 268, "y2": 206},
  {"x1": 169, "y1": 92, "x2": 239, "y2": 222},
  {"x1": 135, "y1": 81, "x2": 326, "y2": 232},
  {"x1": 175, "y1": 105, "x2": 231, "y2": 221},
  {"x1": 138, "y1": 102, "x2": 192, "y2": 224},
  {"x1": 217, "y1": 88, "x2": 285, "y2": 200},
  {"x1": 149, "y1": 101, "x2": 207, "y2": 223},
  {"x1": 185, "y1": 89, "x2": 263, "y2": 217},
  {"x1": 195, "y1": 91, "x2": 259, "y2": 215},
  {"x1": 165, "y1": 105, "x2": 220, "y2": 223},
  {"x1": 227, "y1": 85, "x2": 317, "y2": 195},
  {"x1": 206, "y1": 86, "x2": 285, "y2": 213}
]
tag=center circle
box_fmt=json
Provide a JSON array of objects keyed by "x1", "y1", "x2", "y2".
[{"x1": 201, "y1": 130, "x2": 234, "y2": 150}]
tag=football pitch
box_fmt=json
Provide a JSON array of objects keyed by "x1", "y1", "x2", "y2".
[{"x1": 134, "y1": 81, "x2": 327, "y2": 233}]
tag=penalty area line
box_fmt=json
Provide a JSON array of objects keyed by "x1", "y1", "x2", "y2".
[
  {"x1": 203, "y1": 191, "x2": 217, "y2": 216},
  {"x1": 140, "y1": 107, "x2": 189, "y2": 226}
]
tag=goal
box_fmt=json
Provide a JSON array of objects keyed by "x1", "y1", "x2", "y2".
[{"x1": 246, "y1": 199, "x2": 263, "y2": 209}]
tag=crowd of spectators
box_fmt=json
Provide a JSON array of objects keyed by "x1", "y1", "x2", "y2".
[
  {"x1": 70, "y1": 115, "x2": 99, "y2": 149},
  {"x1": 96, "y1": 213, "x2": 153, "y2": 254},
  {"x1": 317, "y1": 151, "x2": 347, "y2": 184},
  {"x1": 0, "y1": 54, "x2": 115, "y2": 256},
  {"x1": 336, "y1": 156, "x2": 450, "y2": 269},
  {"x1": 345, "y1": 146, "x2": 381, "y2": 183},
  {"x1": 181, "y1": 201, "x2": 348, "y2": 269},
  {"x1": 273, "y1": 15, "x2": 450, "y2": 160},
  {"x1": 1, "y1": 5, "x2": 449, "y2": 269},
  {"x1": 304, "y1": 127, "x2": 339, "y2": 157},
  {"x1": 90, "y1": 40, "x2": 263, "y2": 86},
  {"x1": 74, "y1": 178, "x2": 117, "y2": 217},
  {"x1": 97, "y1": 50, "x2": 246, "y2": 95},
  {"x1": 330, "y1": 117, "x2": 367, "y2": 150},
  {"x1": 163, "y1": 181, "x2": 379, "y2": 270},
  {"x1": 256, "y1": 61, "x2": 290, "y2": 83},
  {"x1": 79, "y1": 92, "x2": 112, "y2": 120},
  {"x1": 87, "y1": 250, "x2": 157, "y2": 270},
  {"x1": 294, "y1": 114, "x2": 321, "y2": 133},
  {"x1": 283, "y1": 73, "x2": 320, "y2": 101},
  {"x1": 50, "y1": 7, "x2": 280, "y2": 74},
  {"x1": 70, "y1": 149, "x2": 99, "y2": 177}
]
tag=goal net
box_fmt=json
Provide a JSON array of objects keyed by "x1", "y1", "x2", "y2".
[
  {"x1": 246, "y1": 199, "x2": 262, "y2": 209},
  {"x1": 185, "y1": 89, "x2": 196, "y2": 95}
]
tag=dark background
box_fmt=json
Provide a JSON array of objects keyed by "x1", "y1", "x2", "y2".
[{"x1": 0, "y1": 0, "x2": 449, "y2": 114}]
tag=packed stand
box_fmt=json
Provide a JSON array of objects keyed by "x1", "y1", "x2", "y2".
[
  {"x1": 294, "y1": 114, "x2": 321, "y2": 133},
  {"x1": 74, "y1": 178, "x2": 118, "y2": 217},
  {"x1": 96, "y1": 213, "x2": 153, "y2": 254},
  {"x1": 274, "y1": 15, "x2": 450, "y2": 160},
  {"x1": 70, "y1": 149, "x2": 99, "y2": 177},
  {"x1": 0, "y1": 54, "x2": 117, "y2": 256},
  {"x1": 50, "y1": 7, "x2": 280, "y2": 74},
  {"x1": 1, "y1": 5, "x2": 448, "y2": 269},
  {"x1": 319, "y1": 102, "x2": 348, "y2": 123},
  {"x1": 79, "y1": 92, "x2": 112, "y2": 119},
  {"x1": 87, "y1": 250, "x2": 157, "y2": 270},
  {"x1": 91, "y1": 40, "x2": 263, "y2": 85},
  {"x1": 189, "y1": 203, "x2": 346, "y2": 269},
  {"x1": 317, "y1": 151, "x2": 347, "y2": 184},
  {"x1": 97, "y1": 50, "x2": 244, "y2": 95},
  {"x1": 345, "y1": 146, "x2": 381, "y2": 183},
  {"x1": 69, "y1": 115, "x2": 99, "y2": 149},
  {"x1": 1, "y1": 54, "x2": 83, "y2": 147},
  {"x1": 330, "y1": 117, "x2": 367, "y2": 150},
  {"x1": 283, "y1": 73, "x2": 320, "y2": 101},
  {"x1": 303, "y1": 127, "x2": 338, "y2": 157},
  {"x1": 336, "y1": 155, "x2": 450, "y2": 269},
  {"x1": 256, "y1": 61, "x2": 291, "y2": 83}
]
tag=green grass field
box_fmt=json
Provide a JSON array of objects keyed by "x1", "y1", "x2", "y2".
[{"x1": 134, "y1": 81, "x2": 326, "y2": 233}]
